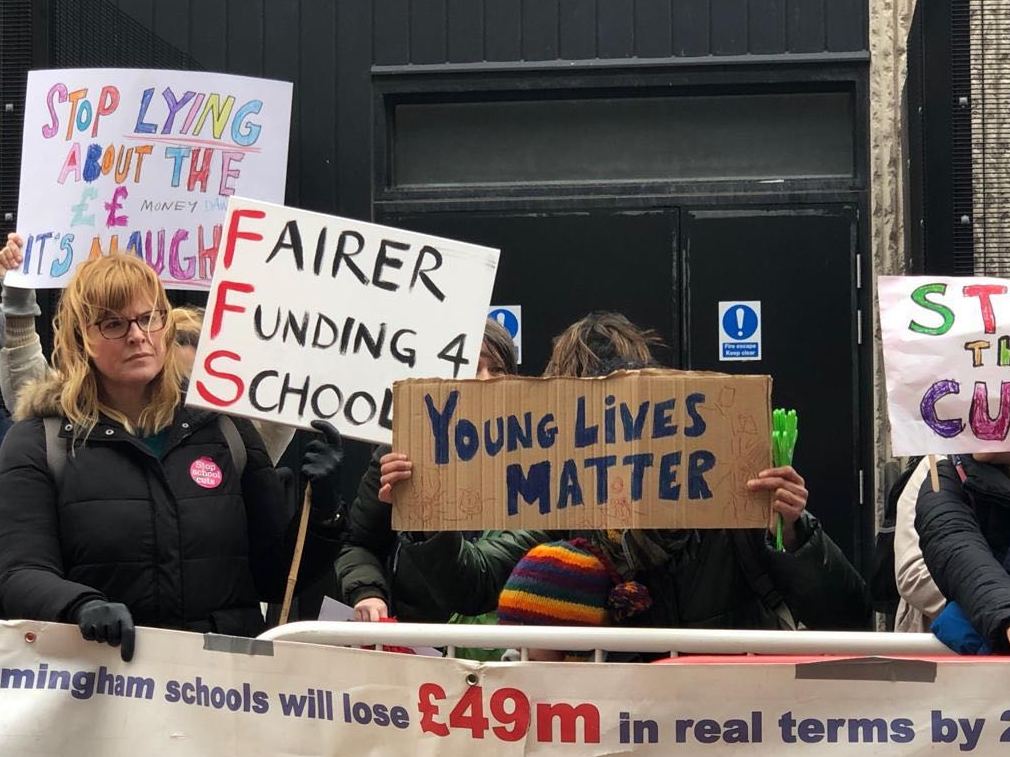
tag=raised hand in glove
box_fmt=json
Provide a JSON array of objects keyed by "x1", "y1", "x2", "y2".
[
  {"x1": 73, "y1": 600, "x2": 136, "y2": 662},
  {"x1": 301, "y1": 420, "x2": 345, "y2": 524}
]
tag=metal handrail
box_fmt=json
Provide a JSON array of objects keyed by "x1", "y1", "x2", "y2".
[{"x1": 258, "y1": 621, "x2": 955, "y2": 657}]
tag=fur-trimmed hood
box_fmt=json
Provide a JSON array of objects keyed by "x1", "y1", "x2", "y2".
[{"x1": 13, "y1": 373, "x2": 64, "y2": 422}]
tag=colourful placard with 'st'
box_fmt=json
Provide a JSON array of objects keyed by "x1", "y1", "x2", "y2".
[{"x1": 880, "y1": 275, "x2": 1010, "y2": 455}]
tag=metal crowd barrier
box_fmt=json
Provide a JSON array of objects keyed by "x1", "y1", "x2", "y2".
[{"x1": 258, "y1": 622, "x2": 955, "y2": 661}]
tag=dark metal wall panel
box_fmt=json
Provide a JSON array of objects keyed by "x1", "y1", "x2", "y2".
[
  {"x1": 297, "y1": 0, "x2": 338, "y2": 214},
  {"x1": 410, "y1": 0, "x2": 448, "y2": 65},
  {"x1": 825, "y1": 0, "x2": 866, "y2": 52},
  {"x1": 522, "y1": 0, "x2": 560, "y2": 61},
  {"x1": 634, "y1": 0, "x2": 674, "y2": 58},
  {"x1": 264, "y1": 0, "x2": 301, "y2": 206},
  {"x1": 372, "y1": 0, "x2": 411, "y2": 65},
  {"x1": 447, "y1": 0, "x2": 484, "y2": 62},
  {"x1": 597, "y1": 0, "x2": 636, "y2": 59},
  {"x1": 336, "y1": 1, "x2": 373, "y2": 222},
  {"x1": 786, "y1": 0, "x2": 826, "y2": 53},
  {"x1": 226, "y1": 0, "x2": 264, "y2": 75},
  {"x1": 483, "y1": 0, "x2": 522, "y2": 61},
  {"x1": 116, "y1": 0, "x2": 155, "y2": 60},
  {"x1": 190, "y1": 1, "x2": 228, "y2": 70},
  {"x1": 368, "y1": 0, "x2": 866, "y2": 64},
  {"x1": 0, "y1": 0, "x2": 33, "y2": 228},
  {"x1": 154, "y1": 0, "x2": 191, "y2": 57},
  {"x1": 673, "y1": 0, "x2": 712, "y2": 57},
  {"x1": 558, "y1": 0, "x2": 597, "y2": 59},
  {"x1": 748, "y1": 0, "x2": 787, "y2": 54},
  {"x1": 710, "y1": 0, "x2": 749, "y2": 55}
]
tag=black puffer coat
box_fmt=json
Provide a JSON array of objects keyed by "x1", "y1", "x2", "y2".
[
  {"x1": 0, "y1": 378, "x2": 342, "y2": 636},
  {"x1": 917, "y1": 456, "x2": 1010, "y2": 651}
]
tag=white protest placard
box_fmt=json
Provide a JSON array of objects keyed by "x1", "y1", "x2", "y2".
[
  {"x1": 10, "y1": 68, "x2": 292, "y2": 289},
  {"x1": 2, "y1": 620, "x2": 1010, "y2": 755},
  {"x1": 879, "y1": 275, "x2": 1010, "y2": 455},
  {"x1": 186, "y1": 197, "x2": 500, "y2": 444}
]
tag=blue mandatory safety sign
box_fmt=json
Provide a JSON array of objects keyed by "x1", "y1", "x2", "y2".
[
  {"x1": 488, "y1": 307, "x2": 520, "y2": 339},
  {"x1": 718, "y1": 300, "x2": 762, "y2": 362},
  {"x1": 488, "y1": 305, "x2": 523, "y2": 364},
  {"x1": 721, "y1": 304, "x2": 759, "y2": 341}
]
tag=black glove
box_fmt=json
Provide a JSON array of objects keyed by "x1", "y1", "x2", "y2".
[
  {"x1": 302, "y1": 420, "x2": 344, "y2": 524},
  {"x1": 73, "y1": 600, "x2": 135, "y2": 662}
]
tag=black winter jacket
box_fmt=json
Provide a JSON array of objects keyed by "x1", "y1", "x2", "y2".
[
  {"x1": 917, "y1": 457, "x2": 1010, "y2": 651},
  {"x1": 335, "y1": 446, "x2": 546, "y2": 621},
  {"x1": 0, "y1": 379, "x2": 342, "y2": 636}
]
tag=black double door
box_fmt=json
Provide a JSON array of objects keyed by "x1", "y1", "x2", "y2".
[{"x1": 386, "y1": 205, "x2": 862, "y2": 563}]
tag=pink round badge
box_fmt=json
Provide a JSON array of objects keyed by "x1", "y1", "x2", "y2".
[{"x1": 190, "y1": 456, "x2": 223, "y2": 489}]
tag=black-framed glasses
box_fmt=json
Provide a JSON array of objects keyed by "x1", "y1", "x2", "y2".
[{"x1": 92, "y1": 309, "x2": 168, "y2": 340}]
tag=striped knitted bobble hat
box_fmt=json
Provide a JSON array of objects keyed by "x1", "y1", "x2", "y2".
[{"x1": 497, "y1": 538, "x2": 652, "y2": 626}]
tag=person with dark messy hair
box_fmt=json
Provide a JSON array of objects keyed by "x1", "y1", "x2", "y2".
[
  {"x1": 544, "y1": 311, "x2": 662, "y2": 378},
  {"x1": 388, "y1": 312, "x2": 871, "y2": 638}
]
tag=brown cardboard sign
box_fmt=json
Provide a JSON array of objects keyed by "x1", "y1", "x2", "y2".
[{"x1": 391, "y1": 369, "x2": 772, "y2": 531}]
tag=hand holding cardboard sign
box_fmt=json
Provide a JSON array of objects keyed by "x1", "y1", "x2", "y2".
[
  {"x1": 378, "y1": 452, "x2": 413, "y2": 505},
  {"x1": 746, "y1": 465, "x2": 807, "y2": 551}
]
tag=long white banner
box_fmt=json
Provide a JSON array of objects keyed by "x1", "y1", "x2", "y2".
[{"x1": 0, "y1": 620, "x2": 1003, "y2": 755}]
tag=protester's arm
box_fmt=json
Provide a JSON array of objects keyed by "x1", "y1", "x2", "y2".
[
  {"x1": 0, "y1": 419, "x2": 106, "y2": 619},
  {"x1": 335, "y1": 542, "x2": 390, "y2": 613},
  {"x1": 917, "y1": 461, "x2": 1010, "y2": 650},
  {"x1": 335, "y1": 446, "x2": 398, "y2": 617},
  {"x1": 0, "y1": 234, "x2": 47, "y2": 413},
  {"x1": 894, "y1": 457, "x2": 946, "y2": 619},
  {"x1": 234, "y1": 418, "x2": 343, "y2": 602},
  {"x1": 763, "y1": 511, "x2": 872, "y2": 630},
  {"x1": 403, "y1": 530, "x2": 551, "y2": 616}
]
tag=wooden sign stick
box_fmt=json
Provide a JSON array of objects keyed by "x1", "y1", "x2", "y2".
[
  {"x1": 279, "y1": 483, "x2": 312, "y2": 626},
  {"x1": 927, "y1": 455, "x2": 941, "y2": 493}
]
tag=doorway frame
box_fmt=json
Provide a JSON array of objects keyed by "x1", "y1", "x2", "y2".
[{"x1": 370, "y1": 59, "x2": 874, "y2": 572}]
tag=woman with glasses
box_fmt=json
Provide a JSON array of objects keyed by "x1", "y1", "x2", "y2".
[
  {"x1": 0, "y1": 253, "x2": 346, "y2": 661},
  {"x1": 0, "y1": 233, "x2": 295, "y2": 464}
]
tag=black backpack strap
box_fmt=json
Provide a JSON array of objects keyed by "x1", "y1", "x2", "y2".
[
  {"x1": 731, "y1": 530, "x2": 795, "y2": 628},
  {"x1": 217, "y1": 415, "x2": 247, "y2": 479},
  {"x1": 42, "y1": 416, "x2": 67, "y2": 489}
]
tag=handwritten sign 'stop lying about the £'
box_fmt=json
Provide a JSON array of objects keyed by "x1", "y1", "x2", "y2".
[
  {"x1": 392, "y1": 369, "x2": 773, "y2": 532},
  {"x1": 186, "y1": 197, "x2": 500, "y2": 445},
  {"x1": 11, "y1": 68, "x2": 292, "y2": 290},
  {"x1": 879, "y1": 275, "x2": 1010, "y2": 455}
]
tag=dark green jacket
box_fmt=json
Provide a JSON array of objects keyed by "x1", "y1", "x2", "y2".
[{"x1": 335, "y1": 446, "x2": 547, "y2": 621}]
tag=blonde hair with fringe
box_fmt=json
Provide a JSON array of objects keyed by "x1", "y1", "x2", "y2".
[
  {"x1": 544, "y1": 311, "x2": 663, "y2": 378},
  {"x1": 52, "y1": 254, "x2": 183, "y2": 439},
  {"x1": 171, "y1": 305, "x2": 204, "y2": 349}
]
